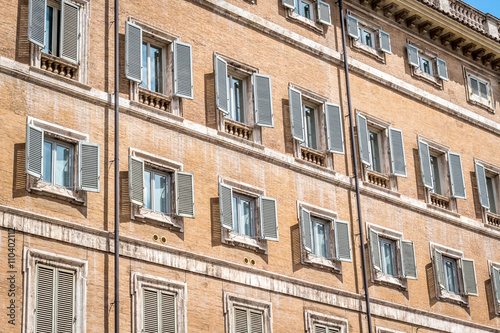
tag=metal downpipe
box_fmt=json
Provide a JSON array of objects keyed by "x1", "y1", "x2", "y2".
[{"x1": 114, "y1": 0, "x2": 120, "y2": 330}]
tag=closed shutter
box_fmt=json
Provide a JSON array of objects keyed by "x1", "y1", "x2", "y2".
[
  {"x1": 407, "y1": 44, "x2": 419, "y2": 67},
  {"x1": 28, "y1": 0, "x2": 47, "y2": 48},
  {"x1": 492, "y1": 266, "x2": 500, "y2": 305},
  {"x1": 282, "y1": 0, "x2": 295, "y2": 9},
  {"x1": 317, "y1": 1, "x2": 331, "y2": 26},
  {"x1": 56, "y1": 269, "x2": 75, "y2": 333},
  {"x1": 314, "y1": 324, "x2": 327, "y2": 333},
  {"x1": 325, "y1": 103, "x2": 344, "y2": 154},
  {"x1": 401, "y1": 240, "x2": 417, "y2": 280},
  {"x1": 289, "y1": 87, "x2": 304, "y2": 141},
  {"x1": 219, "y1": 183, "x2": 233, "y2": 230},
  {"x1": 300, "y1": 207, "x2": 312, "y2": 252},
  {"x1": 260, "y1": 196, "x2": 278, "y2": 241},
  {"x1": 436, "y1": 57, "x2": 448, "y2": 80},
  {"x1": 434, "y1": 249, "x2": 445, "y2": 290},
  {"x1": 461, "y1": 258, "x2": 478, "y2": 296},
  {"x1": 356, "y1": 114, "x2": 370, "y2": 165},
  {"x1": 128, "y1": 156, "x2": 144, "y2": 206},
  {"x1": 125, "y1": 21, "x2": 143, "y2": 83},
  {"x1": 254, "y1": 74, "x2": 274, "y2": 127},
  {"x1": 335, "y1": 219, "x2": 352, "y2": 262},
  {"x1": 175, "y1": 171, "x2": 195, "y2": 218},
  {"x1": 79, "y1": 142, "x2": 100, "y2": 192},
  {"x1": 36, "y1": 265, "x2": 54, "y2": 333},
  {"x1": 418, "y1": 140, "x2": 433, "y2": 189},
  {"x1": 369, "y1": 228, "x2": 381, "y2": 271},
  {"x1": 346, "y1": 15, "x2": 359, "y2": 39},
  {"x1": 249, "y1": 311, "x2": 263, "y2": 333},
  {"x1": 214, "y1": 55, "x2": 229, "y2": 114},
  {"x1": 389, "y1": 128, "x2": 407, "y2": 177},
  {"x1": 60, "y1": 1, "x2": 79, "y2": 63},
  {"x1": 143, "y1": 289, "x2": 159, "y2": 333},
  {"x1": 26, "y1": 123, "x2": 44, "y2": 178},
  {"x1": 470, "y1": 77, "x2": 479, "y2": 96},
  {"x1": 160, "y1": 292, "x2": 176, "y2": 333},
  {"x1": 475, "y1": 162, "x2": 490, "y2": 209},
  {"x1": 448, "y1": 152, "x2": 466, "y2": 199},
  {"x1": 234, "y1": 308, "x2": 248, "y2": 333},
  {"x1": 173, "y1": 41, "x2": 193, "y2": 99},
  {"x1": 379, "y1": 30, "x2": 391, "y2": 53}
]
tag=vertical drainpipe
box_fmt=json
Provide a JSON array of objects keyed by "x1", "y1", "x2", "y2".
[
  {"x1": 114, "y1": 0, "x2": 120, "y2": 330},
  {"x1": 337, "y1": 0, "x2": 373, "y2": 332}
]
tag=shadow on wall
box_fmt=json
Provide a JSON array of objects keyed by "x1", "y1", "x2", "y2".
[
  {"x1": 281, "y1": 99, "x2": 294, "y2": 155},
  {"x1": 210, "y1": 197, "x2": 222, "y2": 247},
  {"x1": 413, "y1": 148, "x2": 426, "y2": 201},
  {"x1": 290, "y1": 224, "x2": 302, "y2": 272},
  {"x1": 485, "y1": 279, "x2": 497, "y2": 320},
  {"x1": 13, "y1": 143, "x2": 27, "y2": 198},
  {"x1": 426, "y1": 262, "x2": 439, "y2": 308},
  {"x1": 469, "y1": 171, "x2": 484, "y2": 220},
  {"x1": 15, "y1": 0, "x2": 31, "y2": 64},
  {"x1": 204, "y1": 73, "x2": 217, "y2": 131},
  {"x1": 120, "y1": 170, "x2": 131, "y2": 223}
]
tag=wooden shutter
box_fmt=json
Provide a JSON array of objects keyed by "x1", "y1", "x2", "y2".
[
  {"x1": 175, "y1": 171, "x2": 195, "y2": 218},
  {"x1": 492, "y1": 266, "x2": 500, "y2": 305},
  {"x1": 407, "y1": 44, "x2": 419, "y2": 67},
  {"x1": 125, "y1": 21, "x2": 143, "y2": 83},
  {"x1": 317, "y1": 1, "x2": 331, "y2": 26},
  {"x1": 36, "y1": 265, "x2": 54, "y2": 333},
  {"x1": 448, "y1": 152, "x2": 466, "y2": 199},
  {"x1": 26, "y1": 123, "x2": 44, "y2": 179},
  {"x1": 461, "y1": 258, "x2": 478, "y2": 296},
  {"x1": 249, "y1": 311, "x2": 263, "y2": 333},
  {"x1": 56, "y1": 269, "x2": 75, "y2": 333},
  {"x1": 234, "y1": 308, "x2": 248, "y2": 333},
  {"x1": 28, "y1": 0, "x2": 47, "y2": 48},
  {"x1": 143, "y1": 289, "x2": 159, "y2": 333},
  {"x1": 79, "y1": 142, "x2": 100, "y2": 192},
  {"x1": 325, "y1": 103, "x2": 344, "y2": 154},
  {"x1": 289, "y1": 87, "x2": 304, "y2": 141},
  {"x1": 300, "y1": 207, "x2": 312, "y2": 252},
  {"x1": 314, "y1": 325, "x2": 327, "y2": 333},
  {"x1": 475, "y1": 162, "x2": 490, "y2": 209},
  {"x1": 436, "y1": 57, "x2": 448, "y2": 80},
  {"x1": 346, "y1": 15, "x2": 359, "y2": 39},
  {"x1": 160, "y1": 292, "x2": 176, "y2": 333},
  {"x1": 335, "y1": 219, "x2": 352, "y2": 262},
  {"x1": 173, "y1": 41, "x2": 193, "y2": 99},
  {"x1": 219, "y1": 183, "x2": 233, "y2": 230},
  {"x1": 214, "y1": 55, "x2": 229, "y2": 114},
  {"x1": 60, "y1": 1, "x2": 79, "y2": 63},
  {"x1": 434, "y1": 249, "x2": 445, "y2": 290},
  {"x1": 401, "y1": 240, "x2": 417, "y2": 280},
  {"x1": 128, "y1": 156, "x2": 144, "y2": 206},
  {"x1": 369, "y1": 228, "x2": 381, "y2": 271},
  {"x1": 356, "y1": 114, "x2": 370, "y2": 165},
  {"x1": 260, "y1": 196, "x2": 278, "y2": 241},
  {"x1": 389, "y1": 128, "x2": 407, "y2": 177},
  {"x1": 254, "y1": 74, "x2": 274, "y2": 127},
  {"x1": 282, "y1": 0, "x2": 295, "y2": 9},
  {"x1": 379, "y1": 30, "x2": 391, "y2": 53},
  {"x1": 418, "y1": 140, "x2": 433, "y2": 189}
]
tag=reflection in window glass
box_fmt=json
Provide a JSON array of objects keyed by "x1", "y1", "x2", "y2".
[
  {"x1": 42, "y1": 140, "x2": 72, "y2": 188},
  {"x1": 232, "y1": 194, "x2": 255, "y2": 237},
  {"x1": 294, "y1": 0, "x2": 313, "y2": 20},
  {"x1": 311, "y1": 218, "x2": 329, "y2": 258},
  {"x1": 55, "y1": 144, "x2": 70, "y2": 187},
  {"x1": 226, "y1": 76, "x2": 245, "y2": 123},
  {"x1": 43, "y1": 142, "x2": 52, "y2": 183},
  {"x1": 379, "y1": 238, "x2": 396, "y2": 277},
  {"x1": 143, "y1": 170, "x2": 170, "y2": 214},
  {"x1": 486, "y1": 176, "x2": 497, "y2": 214},
  {"x1": 368, "y1": 131, "x2": 381, "y2": 173},
  {"x1": 302, "y1": 105, "x2": 317, "y2": 150},
  {"x1": 443, "y1": 257, "x2": 459, "y2": 294},
  {"x1": 140, "y1": 42, "x2": 163, "y2": 93},
  {"x1": 430, "y1": 155, "x2": 442, "y2": 195}
]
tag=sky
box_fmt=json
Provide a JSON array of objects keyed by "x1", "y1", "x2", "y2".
[{"x1": 462, "y1": 0, "x2": 500, "y2": 18}]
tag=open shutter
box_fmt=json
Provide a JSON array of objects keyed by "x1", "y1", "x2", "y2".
[
  {"x1": 28, "y1": 0, "x2": 47, "y2": 48},
  {"x1": 282, "y1": 0, "x2": 295, "y2": 9},
  {"x1": 56, "y1": 270, "x2": 75, "y2": 333},
  {"x1": 317, "y1": 1, "x2": 332, "y2": 26},
  {"x1": 461, "y1": 258, "x2": 478, "y2": 296},
  {"x1": 260, "y1": 197, "x2": 278, "y2": 241},
  {"x1": 36, "y1": 265, "x2": 54, "y2": 332},
  {"x1": 79, "y1": 142, "x2": 100, "y2": 192},
  {"x1": 173, "y1": 41, "x2": 193, "y2": 99},
  {"x1": 407, "y1": 44, "x2": 419, "y2": 67},
  {"x1": 289, "y1": 87, "x2": 304, "y2": 141},
  {"x1": 389, "y1": 128, "x2": 407, "y2": 177},
  {"x1": 379, "y1": 30, "x2": 391, "y2": 53},
  {"x1": 60, "y1": 1, "x2": 79, "y2": 63},
  {"x1": 250, "y1": 311, "x2": 263, "y2": 333},
  {"x1": 234, "y1": 308, "x2": 248, "y2": 333},
  {"x1": 143, "y1": 289, "x2": 159, "y2": 333},
  {"x1": 475, "y1": 162, "x2": 490, "y2": 209},
  {"x1": 346, "y1": 15, "x2": 359, "y2": 39},
  {"x1": 300, "y1": 207, "x2": 312, "y2": 252},
  {"x1": 254, "y1": 74, "x2": 274, "y2": 127},
  {"x1": 418, "y1": 140, "x2": 433, "y2": 189},
  {"x1": 492, "y1": 266, "x2": 500, "y2": 305},
  {"x1": 325, "y1": 103, "x2": 344, "y2": 154},
  {"x1": 448, "y1": 152, "x2": 466, "y2": 199},
  {"x1": 369, "y1": 228, "x2": 381, "y2": 271},
  {"x1": 356, "y1": 114, "x2": 370, "y2": 165},
  {"x1": 175, "y1": 171, "x2": 195, "y2": 218},
  {"x1": 334, "y1": 220, "x2": 352, "y2": 262},
  {"x1": 125, "y1": 21, "x2": 142, "y2": 83},
  {"x1": 436, "y1": 57, "x2": 448, "y2": 81},
  {"x1": 214, "y1": 55, "x2": 229, "y2": 114},
  {"x1": 219, "y1": 183, "x2": 233, "y2": 230},
  {"x1": 434, "y1": 249, "x2": 445, "y2": 290},
  {"x1": 401, "y1": 240, "x2": 417, "y2": 280},
  {"x1": 128, "y1": 156, "x2": 144, "y2": 206},
  {"x1": 26, "y1": 123, "x2": 44, "y2": 178},
  {"x1": 160, "y1": 292, "x2": 176, "y2": 333}
]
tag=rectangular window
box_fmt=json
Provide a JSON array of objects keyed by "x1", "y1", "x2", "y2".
[
  {"x1": 358, "y1": 28, "x2": 374, "y2": 48},
  {"x1": 486, "y1": 176, "x2": 498, "y2": 214},
  {"x1": 430, "y1": 155, "x2": 442, "y2": 195},
  {"x1": 42, "y1": 4, "x2": 61, "y2": 56},
  {"x1": 419, "y1": 56, "x2": 433, "y2": 75},
  {"x1": 470, "y1": 76, "x2": 489, "y2": 100},
  {"x1": 226, "y1": 74, "x2": 246, "y2": 123},
  {"x1": 294, "y1": 0, "x2": 314, "y2": 20},
  {"x1": 143, "y1": 288, "x2": 177, "y2": 333},
  {"x1": 42, "y1": 139, "x2": 73, "y2": 188},
  {"x1": 233, "y1": 306, "x2": 264, "y2": 333},
  {"x1": 232, "y1": 193, "x2": 256, "y2": 238},
  {"x1": 379, "y1": 238, "x2": 397, "y2": 277},
  {"x1": 311, "y1": 218, "x2": 330, "y2": 258},
  {"x1": 140, "y1": 41, "x2": 164, "y2": 93},
  {"x1": 301, "y1": 105, "x2": 318, "y2": 150},
  {"x1": 443, "y1": 256, "x2": 459, "y2": 294},
  {"x1": 368, "y1": 130, "x2": 382, "y2": 173},
  {"x1": 144, "y1": 169, "x2": 171, "y2": 215}
]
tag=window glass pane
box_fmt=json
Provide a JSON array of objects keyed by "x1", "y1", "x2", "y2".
[
  {"x1": 140, "y1": 43, "x2": 148, "y2": 89},
  {"x1": 470, "y1": 77, "x2": 479, "y2": 96},
  {"x1": 144, "y1": 170, "x2": 151, "y2": 209},
  {"x1": 300, "y1": 1, "x2": 311, "y2": 19},
  {"x1": 304, "y1": 106, "x2": 317, "y2": 150},
  {"x1": 233, "y1": 196, "x2": 238, "y2": 233},
  {"x1": 55, "y1": 144, "x2": 70, "y2": 187},
  {"x1": 241, "y1": 199, "x2": 252, "y2": 237},
  {"x1": 154, "y1": 173, "x2": 167, "y2": 213},
  {"x1": 43, "y1": 141, "x2": 52, "y2": 183},
  {"x1": 430, "y1": 156, "x2": 442, "y2": 195},
  {"x1": 443, "y1": 258, "x2": 458, "y2": 294},
  {"x1": 316, "y1": 222, "x2": 327, "y2": 258},
  {"x1": 42, "y1": 6, "x2": 54, "y2": 54},
  {"x1": 364, "y1": 30, "x2": 373, "y2": 48},
  {"x1": 369, "y1": 131, "x2": 381, "y2": 172},
  {"x1": 479, "y1": 82, "x2": 488, "y2": 99},
  {"x1": 293, "y1": 0, "x2": 299, "y2": 14},
  {"x1": 380, "y1": 240, "x2": 395, "y2": 276},
  {"x1": 486, "y1": 176, "x2": 497, "y2": 214},
  {"x1": 232, "y1": 77, "x2": 244, "y2": 123},
  {"x1": 420, "y1": 58, "x2": 431, "y2": 75},
  {"x1": 150, "y1": 44, "x2": 162, "y2": 93}
]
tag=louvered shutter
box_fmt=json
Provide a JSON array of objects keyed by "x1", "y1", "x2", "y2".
[
  {"x1": 346, "y1": 15, "x2": 359, "y2": 39},
  {"x1": 28, "y1": 0, "x2": 47, "y2": 48},
  {"x1": 418, "y1": 140, "x2": 433, "y2": 189},
  {"x1": 128, "y1": 156, "x2": 144, "y2": 206},
  {"x1": 314, "y1": 325, "x2": 327, "y2": 333},
  {"x1": 289, "y1": 87, "x2": 304, "y2": 141},
  {"x1": 160, "y1": 292, "x2": 176, "y2": 333},
  {"x1": 175, "y1": 171, "x2": 195, "y2": 218},
  {"x1": 379, "y1": 30, "x2": 391, "y2": 53},
  {"x1": 60, "y1": 1, "x2": 79, "y2": 63},
  {"x1": 492, "y1": 266, "x2": 500, "y2": 305},
  {"x1": 36, "y1": 265, "x2": 54, "y2": 333},
  {"x1": 401, "y1": 240, "x2": 417, "y2": 280},
  {"x1": 26, "y1": 123, "x2": 44, "y2": 178},
  {"x1": 470, "y1": 77, "x2": 479, "y2": 96},
  {"x1": 214, "y1": 55, "x2": 229, "y2": 114},
  {"x1": 317, "y1": 1, "x2": 331, "y2": 26},
  {"x1": 56, "y1": 269, "x2": 75, "y2": 333},
  {"x1": 79, "y1": 142, "x2": 100, "y2": 192},
  {"x1": 125, "y1": 21, "x2": 142, "y2": 83},
  {"x1": 434, "y1": 249, "x2": 445, "y2": 290},
  {"x1": 475, "y1": 162, "x2": 490, "y2": 209},
  {"x1": 249, "y1": 311, "x2": 263, "y2": 333},
  {"x1": 143, "y1": 289, "x2": 159, "y2": 333},
  {"x1": 436, "y1": 57, "x2": 448, "y2": 81},
  {"x1": 219, "y1": 183, "x2": 233, "y2": 230},
  {"x1": 335, "y1": 219, "x2": 352, "y2": 262},
  {"x1": 260, "y1": 196, "x2": 278, "y2": 241},
  {"x1": 461, "y1": 258, "x2": 478, "y2": 296},
  {"x1": 407, "y1": 44, "x2": 419, "y2": 67},
  {"x1": 369, "y1": 228, "x2": 381, "y2": 271},
  {"x1": 448, "y1": 152, "x2": 466, "y2": 199},
  {"x1": 325, "y1": 103, "x2": 344, "y2": 154},
  {"x1": 254, "y1": 74, "x2": 274, "y2": 127},
  {"x1": 389, "y1": 128, "x2": 407, "y2": 177},
  {"x1": 300, "y1": 207, "x2": 312, "y2": 252},
  {"x1": 234, "y1": 308, "x2": 248, "y2": 333},
  {"x1": 173, "y1": 41, "x2": 193, "y2": 99},
  {"x1": 356, "y1": 114, "x2": 370, "y2": 165},
  {"x1": 282, "y1": 0, "x2": 295, "y2": 9}
]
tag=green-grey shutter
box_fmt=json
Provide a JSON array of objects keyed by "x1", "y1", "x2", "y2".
[
  {"x1": 175, "y1": 171, "x2": 195, "y2": 218},
  {"x1": 254, "y1": 74, "x2": 274, "y2": 127},
  {"x1": 335, "y1": 219, "x2": 352, "y2": 262},
  {"x1": 470, "y1": 77, "x2": 479, "y2": 96},
  {"x1": 317, "y1": 1, "x2": 331, "y2": 26},
  {"x1": 125, "y1": 21, "x2": 143, "y2": 83},
  {"x1": 289, "y1": 87, "x2": 304, "y2": 141},
  {"x1": 260, "y1": 196, "x2": 278, "y2": 241},
  {"x1": 143, "y1": 289, "x2": 159, "y2": 333},
  {"x1": 434, "y1": 249, "x2": 445, "y2": 290},
  {"x1": 160, "y1": 292, "x2": 176, "y2": 333},
  {"x1": 234, "y1": 308, "x2": 248, "y2": 333},
  {"x1": 219, "y1": 183, "x2": 233, "y2": 230},
  {"x1": 282, "y1": 0, "x2": 295, "y2": 9},
  {"x1": 448, "y1": 152, "x2": 466, "y2": 199},
  {"x1": 79, "y1": 142, "x2": 100, "y2": 192},
  {"x1": 314, "y1": 325, "x2": 327, "y2": 333},
  {"x1": 173, "y1": 41, "x2": 193, "y2": 99},
  {"x1": 26, "y1": 123, "x2": 44, "y2": 179},
  {"x1": 475, "y1": 162, "x2": 490, "y2": 209},
  {"x1": 389, "y1": 128, "x2": 407, "y2": 177},
  {"x1": 36, "y1": 265, "x2": 54, "y2": 333},
  {"x1": 401, "y1": 240, "x2": 417, "y2": 280},
  {"x1": 214, "y1": 55, "x2": 229, "y2": 114},
  {"x1": 407, "y1": 44, "x2": 419, "y2": 67},
  {"x1": 128, "y1": 156, "x2": 144, "y2": 206},
  {"x1": 60, "y1": 1, "x2": 79, "y2": 63},
  {"x1": 346, "y1": 15, "x2": 359, "y2": 39},
  {"x1": 28, "y1": 0, "x2": 47, "y2": 48},
  {"x1": 369, "y1": 228, "x2": 381, "y2": 271},
  {"x1": 249, "y1": 311, "x2": 263, "y2": 333},
  {"x1": 418, "y1": 140, "x2": 433, "y2": 189},
  {"x1": 436, "y1": 57, "x2": 448, "y2": 81},
  {"x1": 379, "y1": 30, "x2": 391, "y2": 53},
  {"x1": 325, "y1": 103, "x2": 344, "y2": 154},
  {"x1": 492, "y1": 266, "x2": 500, "y2": 305},
  {"x1": 462, "y1": 258, "x2": 478, "y2": 296},
  {"x1": 56, "y1": 269, "x2": 75, "y2": 333},
  {"x1": 356, "y1": 114, "x2": 370, "y2": 165},
  {"x1": 300, "y1": 207, "x2": 312, "y2": 252}
]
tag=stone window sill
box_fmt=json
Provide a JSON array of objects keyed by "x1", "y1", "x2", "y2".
[
  {"x1": 468, "y1": 94, "x2": 495, "y2": 113},
  {"x1": 286, "y1": 10, "x2": 324, "y2": 34},
  {"x1": 437, "y1": 289, "x2": 469, "y2": 307},
  {"x1": 303, "y1": 252, "x2": 340, "y2": 273},
  {"x1": 411, "y1": 67, "x2": 443, "y2": 89},
  {"x1": 222, "y1": 229, "x2": 267, "y2": 254},
  {"x1": 373, "y1": 271, "x2": 407, "y2": 290},
  {"x1": 27, "y1": 177, "x2": 86, "y2": 205},
  {"x1": 132, "y1": 205, "x2": 183, "y2": 232},
  {"x1": 351, "y1": 40, "x2": 385, "y2": 63}
]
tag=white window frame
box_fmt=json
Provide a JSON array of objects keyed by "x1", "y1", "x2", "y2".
[
  {"x1": 285, "y1": 0, "x2": 325, "y2": 33},
  {"x1": 375, "y1": 328, "x2": 406, "y2": 333},
  {"x1": 418, "y1": 55, "x2": 433, "y2": 76},
  {"x1": 143, "y1": 168, "x2": 172, "y2": 215},
  {"x1": 42, "y1": 1, "x2": 61, "y2": 56},
  {"x1": 232, "y1": 192, "x2": 257, "y2": 238},
  {"x1": 226, "y1": 72, "x2": 248, "y2": 124},
  {"x1": 224, "y1": 292, "x2": 273, "y2": 333},
  {"x1": 140, "y1": 39, "x2": 167, "y2": 94},
  {"x1": 304, "y1": 309, "x2": 348, "y2": 333},
  {"x1": 358, "y1": 27, "x2": 375, "y2": 49},
  {"x1": 294, "y1": 0, "x2": 315, "y2": 21},
  {"x1": 42, "y1": 137, "x2": 75, "y2": 189},
  {"x1": 310, "y1": 216, "x2": 330, "y2": 258},
  {"x1": 474, "y1": 158, "x2": 500, "y2": 224},
  {"x1": 347, "y1": 11, "x2": 388, "y2": 63},
  {"x1": 379, "y1": 237, "x2": 398, "y2": 277},
  {"x1": 367, "y1": 126, "x2": 385, "y2": 174},
  {"x1": 301, "y1": 102, "x2": 320, "y2": 151},
  {"x1": 464, "y1": 67, "x2": 495, "y2": 112}
]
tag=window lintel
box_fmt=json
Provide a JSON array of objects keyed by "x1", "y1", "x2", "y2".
[
  {"x1": 219, "y1": 176, "x2": 265, "y2": 197},
  {"x1": 297, "y1": 201, "x2": 338, "y2": 221},
  {"x1": 130, "y1": 148, "x2": 183, "y2": 172},
  {"x1": 289, "y1": 82, "x2": 328, "y2": 105},
  {"x1": 366, "y1": 222, "x2": 403, "y2": 240},
  {"x1": 214, "y1": 52, "x2": 259, "y2": 75},
  {"x1": 28, "y1": 116, "x2": 89, "y2": 142},
  {"x1": 129, "y1": 17, "x2": 179, "y2": 43},
  {"x1": 429, "y1": 242, "x2": 464, "y2": 259}
]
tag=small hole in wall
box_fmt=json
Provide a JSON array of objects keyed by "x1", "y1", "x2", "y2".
[
  {"x1": 153, "y1": 234, "x2": 159, "y2": 241},
  {"x1": 161, "y1": 236, "x2": 167, "y2": 244},
  {"x1": 250, "y1": 259, "x2": 256, "y2": 266},
  {"x1": 244, "y1": 257, "x2": 249, "y2": 264}
]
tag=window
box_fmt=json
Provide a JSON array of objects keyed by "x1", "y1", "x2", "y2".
[
  {"x1": 227, "y1": 74, "x2": 246, "y2": 123},
  {"x1": 304, "y1": 310, "x2": 348, "y2": 333},
  {"x1": 233, "y1": 306, "x2": 264, "y2": 333},
  {"x1": 144, "y1": 169, "x2": 171, "y2": 215},
  {"x1": 358, "y1": 27, "x2": 374, "y2": 49},
  {"x1": 368, "y1": 129, "x2": 383, "y2": 173},
  {"x1": 232, "y1": 193, "x2": 256, "y2": 238},
  {"x1": 465, "y1": 69, "x2": 494, "y2": 111},
  {"x1": 282, "y1": 0, "x2": 332, "y2": 29},
  {"x1": 224, "y1": 292, "x2": 272, "y2": 333},
  {"x1": 469, "y1": 76, "x2": 489, "y2": 100},
  {"x1": 474, "y1": 160, "x2": 500, "y2": 224},
  {"x1": 346, "y1": 14, "x2": 391, "y2": 60},
  {"x1": 42, "y1": 138, "x2": 74, "y2": 188},
  {"x1": 429, "y1": 154, "x2": 442, "y2": 195},
  {"x1": 442, "y1": 256, "x2": 459, "y2": 294},
  {"x1": 310, "y1": 217, "x2": 329, "y2": 258},
  {"x1": 407, "y1": 43, "x2": 448, "y2": 86},
  {"x1": 294, "y1": 0, "x2": 314, "y2": 20},
  {"x1": 42, "y1": 1, "x2": 61, "y2": 56},
  {"x1": 486, "y1": 176, "x2": 498, "y2": 214},
  {"x1": 489, "y1": 262, "x2": 500, "y2": 316},
  {"x1": 314, "y1": 324, "x2": 339, "y2": 333},
  {"x1": 419, "y1": 55, "x2": 433, "y2": 75},
  {"x1": 302, "y1": 104, "x2": 319, "y2": 150},
  {"x1": 379, "y1": 237, "x2": 397, "y2": 277},
  {"x1": 140, "y1": 41, "x2": 164, "y2": 94}
]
